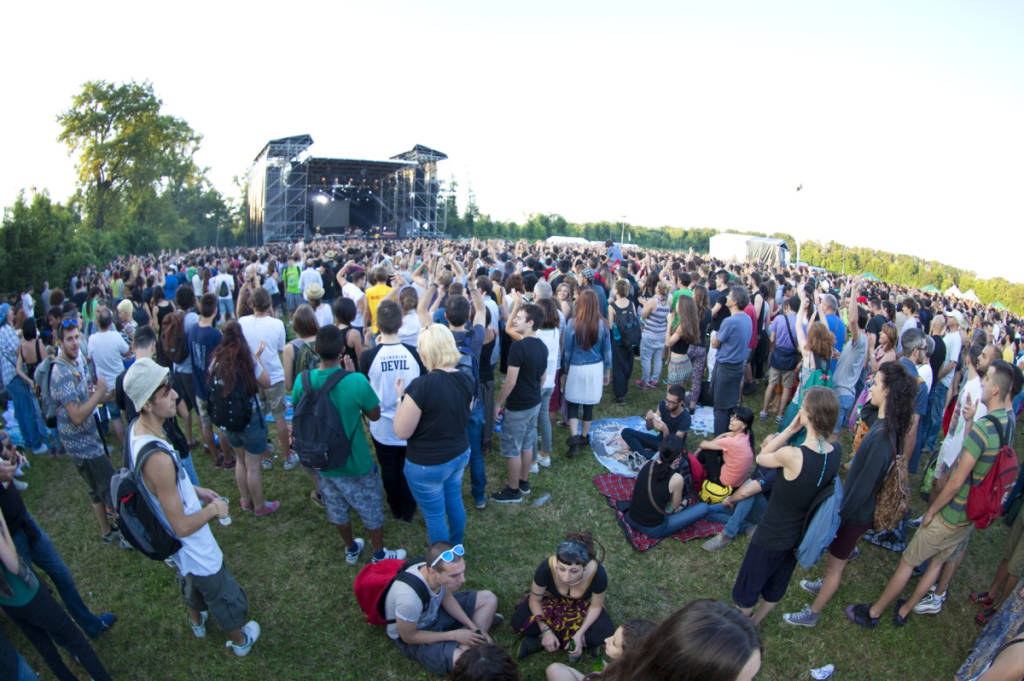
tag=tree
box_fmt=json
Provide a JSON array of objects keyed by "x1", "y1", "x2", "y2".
[{"x1": 0, "y1": 191, "x2": 92, "y2": 293}]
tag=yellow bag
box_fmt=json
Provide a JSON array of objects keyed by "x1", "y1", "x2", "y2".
[{"x1": 700, "y1": 480, "x2": 733, "y2": 504}]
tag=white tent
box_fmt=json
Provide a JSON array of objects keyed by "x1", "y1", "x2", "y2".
[
  {"x1": 962, "y1": 289, "x2": 980, "y2": 302},
  {"x1": 944, "y1": 285, "x2": 962, "y2": 298}
]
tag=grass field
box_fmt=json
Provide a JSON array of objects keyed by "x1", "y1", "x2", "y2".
[{"x1": 7, "y1": 361, "x2": 1021, "y2": 681}]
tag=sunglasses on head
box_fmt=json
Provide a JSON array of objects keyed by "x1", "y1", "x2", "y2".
[
  {"x1": 61, "y1": 318, "x2": 79, "y2": 328},
  {"x1": 429, "y1": 544, "x2": 465, "y2": 568}
]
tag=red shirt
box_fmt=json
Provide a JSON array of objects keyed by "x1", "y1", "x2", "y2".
[{"x1": 744, "y1": 303, "x2": 758, "y2": 349}]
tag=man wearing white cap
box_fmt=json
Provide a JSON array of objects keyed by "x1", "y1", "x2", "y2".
[{"x1": 124, "y1": 357, "x2": 260, "y2": 657}]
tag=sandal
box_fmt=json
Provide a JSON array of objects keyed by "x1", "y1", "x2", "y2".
[
  {"x1": 976, "y1": 607, "x2": 997, "y2": 625},
  {"x1": 970, "y1": 592, "x2": 995, "y2": 608}
]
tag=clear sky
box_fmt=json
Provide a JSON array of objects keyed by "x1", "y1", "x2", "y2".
[{"x1": 2, "y1": 1, "x2": 1021, "y2": 281}]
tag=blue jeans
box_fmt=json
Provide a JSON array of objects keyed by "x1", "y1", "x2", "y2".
[
  {"x1": 217, "y1": 296, "x2": 233, "y2": 322},
  {"x1": 466, "y1": 402, "x2": 486, "y2": 505},
  {"x1": 621, "y1": 429, "x2": 661, "y2": 459},
  {"x1": 909, "y1": 411, "x2": 928, "y2": 474},
  {"x1": 12, "y1": 515, "x2": 105, "y2": 637},
  {"x1": 181, "y1": 454, "x2": 200, "y2": 486},
  {"x1": 6, "y1": 376, "x2": 42, "y2": 448},
  {"x1": 721, "y1": 495, "x2": 768, "y2": 538},
  {"x1": 538, "y1": 387, "x2": 554, "y2": 453},
  {"x1": 922, "y1": 382, "x2": 949, "y2": 452},
  {"x1": 835, "y1": 393, "x2": 855, "y2": 434},
  {"x1": 404, "y1": 449, "x2": 470, "y2": 545},
  {"x1": 17, "y1": 653, "x2": 39, "y2": 681}
]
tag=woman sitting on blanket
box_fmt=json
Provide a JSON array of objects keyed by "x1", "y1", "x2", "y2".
[
  {"x1": 693, "y1": 406, "x2": 755, "y2": 491},
  {"x1": 512, "y1": 531, "x2": 616, "y2": 662},
  {"x1": 625, "y1": 435, "x2": 701, "y2": 539}
]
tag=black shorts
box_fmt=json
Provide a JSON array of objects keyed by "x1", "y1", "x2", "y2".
[
  {"x1": 172, "y1": 370, "x2": 196, "y2": 411},
  {"x1": 828, "y1": 521, "x2": 872, "y2": 560},
  {"x1": 732, "y1": 541, "x2": 797, "y2": 608}
]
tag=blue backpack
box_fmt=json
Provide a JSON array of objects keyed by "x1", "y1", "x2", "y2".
[
  {"x1": 453, "y1": 331, "x2": 484, "y2": 410},
  {"x1": 796, "y1": 475, "x2": 843, "y2": 569}
]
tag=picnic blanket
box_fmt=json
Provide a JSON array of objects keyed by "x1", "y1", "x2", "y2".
[
  {"x1": 591, "y1": 416, "x2": 647, "y2": 476},
  {"x1": 593, "y1": 473, "x2": 722, "y2": 551},
  {"x1": 689, "y1": 405, "x2": 715, "y2": 435}
]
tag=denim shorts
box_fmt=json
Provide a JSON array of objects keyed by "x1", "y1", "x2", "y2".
[
  {"x1": 225, "y1": 406, "x2": 268, "y2": 455},
  {"x1": 500, "y1": 404, "x2": 540, "y2": 457}
]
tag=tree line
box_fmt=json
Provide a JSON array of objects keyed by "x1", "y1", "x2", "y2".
[{"x1": 1, "y1": 79, "x2": 1021, "y2": 316}]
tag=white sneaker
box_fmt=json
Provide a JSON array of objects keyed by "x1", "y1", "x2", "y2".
[
  {"x1": 261, "y1": 458, "x2": 272, "y2": 471},
  {"x1": 372, "y1": 547, "x2": 407, "y2": 563},
  {"x1": 283, "y1": 452, "x2": 300, "y2": 471},
  {"x1": 537, "y1": 455, "x2": 551, "y2": 468},
  {"x1": 13, "y1": 479, "x2": 28, "y2": 491},
  {"x1": 913, "y1": 590, "x2": 946, "y2": 615},
  {"x1": 32, "y1": 443, "x2": 49, "y2": 455},
  {"x1": 345, "y1": 538, "x2": 365, "y2": 565},
  {"x1": 529, "y1": 462, "x2": 539, "y2": 474},
  {"x1": 226, "y1": 620, "x2": 260, "y2": 657},
  {"x1": 190, "y1": 611, "x2": 208, "y2": 638}
]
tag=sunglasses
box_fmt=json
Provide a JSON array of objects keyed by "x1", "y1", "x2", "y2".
[
  {"x1": 61, "y1": 318, "x2": 79, "y2": 328},
  {"x1": 429, "y1": 544, "x2": 465, "y2": 568}
]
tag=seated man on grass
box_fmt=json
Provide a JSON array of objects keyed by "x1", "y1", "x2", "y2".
[
  {"x1": 620, "y1": 384, "x2": 691, "y2": 459},
  {"x1": 383, "y1": 541, "x2": 499, "y2": 676}
]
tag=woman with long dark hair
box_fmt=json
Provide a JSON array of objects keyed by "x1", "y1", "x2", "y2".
[
  {"x1": 608, "y1": 279, "x2": 637, "y2": 404},
  {"x1": 625, "y1": 435, "x2": 692, "y2": 538},
  {"x1": 563, "y1": 289, "x2": 611, "y2": 456},
  {"x1": 598, "y1": 600, "x2": 761, "y2": 681},
  {"x1": 665, "y1": 294, "x2": 700, "y2": 391},
  {"x1": 209, "y1": 321, "x2": 278, "y2": 517},
  {"x1": 783, "y1": 361, "x2": 915, "y2": 628},
  {"x1": 686, "y1": 285, "x2": 712, "y2": 410}
]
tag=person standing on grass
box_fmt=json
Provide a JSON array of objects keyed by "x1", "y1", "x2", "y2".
[
  {"x1": 238, "y1": 287, "x2": 292, "y2": 471},
  {"x1": 761, "y1": 295, "x2": 801, "y2": 423},
  {"x1": 0, "y1": 303, "x2": 48, "y2": 455},
  {"x1": 383, "y1": 541, "x2": 499, "y2": 677},
  {"x1": 123, "y1": 358, "x2": 260, "y2": 657},
  {"x1": 731, "y1": 387, "x2": 840, "y2": 625},
  {"x1": 710, "y1": 286, "x2": 752, "y2": 436},
  {"x1": 491, "y1": 303, "x2": 548, "y2": 505},
  {"x1": 359, "y1": 299, "x2": 424, "y2": 523},
  {"x1": 294, "y1": 325, "x2": 407, "y2": 565},
  {"x1": 187, "y1": 293, "x2": 236, "y2": 470},
  {"x1": 562, "y1": 289, "x2": 611, "y2": 457},
  {"x1": 846, "y1": 360, "x2": 1018, "y2": 630},
  {"x1": 50, "y1": 318, "x2": 127, "y2": 547},
  {"x1": 637, "y1": 280, "x2": 671, "y2": 389},
  {"x1": 781, "y1": 360, "x2": 915, "y2": 628}
]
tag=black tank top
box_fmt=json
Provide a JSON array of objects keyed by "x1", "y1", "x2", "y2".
[
  {"x1": 628, "y1": 462, "x2": 673, "y2": 527},
  {"x1": 753, "y1": 442, "x2": 841, "y2": 551}
]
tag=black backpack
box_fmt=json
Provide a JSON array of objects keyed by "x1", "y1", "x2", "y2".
[
  {"x1": 454, "y1": 332, "x2": 484, "y2": 410},
  {"x1": 218, "y1": 279, "x2": 230, "y2": 297},
  {"x1": 615, "y1": 303, "x2": 642, "y2": 349},
  {"x1": 291, "y1": 369, "x2": 352, "y2": 471},
  {"x1": 206, "y1": 368, "x2": 254, "y2": 432},
  {"x1": 110, "y1": 430, "x2": 183, "y2": 560}
]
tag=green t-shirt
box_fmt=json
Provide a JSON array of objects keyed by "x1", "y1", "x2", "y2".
[
  {"x1": 941, "y1": 408, "x2": 1011, "y2": 527},
  {"x1": 283, "y1": 266, "x2": 302, "y2": 294},
  {"x1": 0, "y1": 565, "x2": 39, "y2": 608},
  {"x1": 290, "y1": 367, "x2": 379, "y2": 477}
]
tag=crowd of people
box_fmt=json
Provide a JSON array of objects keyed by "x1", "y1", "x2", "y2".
[{"x1": 1, "y1": 234, "x2": 1023, "y2": 680}]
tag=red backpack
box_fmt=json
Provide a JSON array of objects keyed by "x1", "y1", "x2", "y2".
[
  {"x1": 354, "y1": 559, "x2": 430, "y2": 626},
  {"x1": 966, "y1": 415, "x2": 1019, "y2": 530}
]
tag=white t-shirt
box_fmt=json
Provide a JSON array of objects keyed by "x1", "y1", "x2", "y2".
[
  {"x1": 86, "y1": 329, "x2": 129, "y2": 385},
  {"x1": 313, "y1": 303, "x2": 333, "y2": 328},
  {"x1": 398, "y1": 311, "x2": 421, "y2": 347},
  {"x1": 484, "y1": 298, "x2": 501, "y2": 366},
  {"x1": 238, "y1": 314, "x2": 286, "y2": 385},
  {"x1": 342, "y1": 282, "x2": 366, "y2": 328},
  {"x1": 536, "y1": 327, "x2": 561, "y2": 390},
  {"x1": 212, "y1": 273, "x2": 233, "y2": 297},
  {"x1": 383, "y1": 564, "x2": 443, "y2": 641},
  {"x1": 362, "y1": 342, "x2": 424, "y2": 446},
  {"x1": 129, "y1": 432, "x2": 222, "y2": 577},
  {"x1": 917, "y1": 363, "x2": 933, "y2": 393},
  {"x1": 939, "y1": 375, "x2": 987, "y2": 471},
  {"x1": 940, "y1": 331, "x2": 962, "y2": 388},
  {"x1": 299, "y1": 267, "x2": 323, "y2": 298}
]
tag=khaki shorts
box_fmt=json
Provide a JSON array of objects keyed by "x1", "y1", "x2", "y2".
[
  {"x1": 1003, "y1": 509, "x2": 1024, "y2": 577},
  {"x1": 196, "y1": 397, "x2": 213, "y2": 429},
  {"x1": 767, "y1": 366, "x2": 796, "y2": 390},
  {"x1": 902, "y1": 517, "x2": 973, "y2": 567},
  {"x1": 259, "y1": 381, "x2": 287, "y2": 423}
]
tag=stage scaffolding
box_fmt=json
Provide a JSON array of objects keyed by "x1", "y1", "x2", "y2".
[{"x1": 390, "y1": 145, "x2": 449, "y2": 237}]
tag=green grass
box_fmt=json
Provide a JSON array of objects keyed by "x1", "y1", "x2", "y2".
[{"x1": 9, "y1": 364, "x2": 1022, "y2": 681}]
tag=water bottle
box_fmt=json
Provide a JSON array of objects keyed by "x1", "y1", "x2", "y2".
[
  {"x1": 217, "y1": 497, "x2": 231, "y2": 526},
  {"x1": 494, "y1": 409, "x2": 504, "y2": 433},
  {"x1": 532, "y1": 492, "x2": 551, "y2": 507}
]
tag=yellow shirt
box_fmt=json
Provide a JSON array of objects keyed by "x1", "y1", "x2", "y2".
[{"x1": 365, "y1": 284, "x2": 393, "y2": 332}]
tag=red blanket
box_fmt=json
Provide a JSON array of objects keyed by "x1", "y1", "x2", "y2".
[{"x1": 592, "y1": 473, "x2": 722, "y2": 552}]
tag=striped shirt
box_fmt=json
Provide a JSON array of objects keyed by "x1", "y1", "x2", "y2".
[
  {"x1": 941, "y1": 408, "x2": 1012, "y2": 527},
  {"x1": 643, "y1": 296, "x2": 670, "y2": 339}
]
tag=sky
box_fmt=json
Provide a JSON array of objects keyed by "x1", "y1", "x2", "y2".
[{"x1": 2, "y1": 0, "x2": 1021, "y2": 281}]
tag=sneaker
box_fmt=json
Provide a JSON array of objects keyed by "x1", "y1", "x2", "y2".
[
  {"x1": 226, "y1": 621, "x2": 260, "y2": 657},
  {"x1": 118, "y1": 535, "x2": 134, "y2": 550},
  {"x1": 101, "y1": 530, "x2": 117, "y2": 545},
  {"x1": 491, "y1": 487, "x2": 523, "y2": 504},
  {"x1": 913, "y1": 591, "x2": 946, "y2": 615},
  {"x1": 529, "y1": 462, "x2": 539, "y2": 474},
  {"x1": 908, "y1": 515, "x2": 924, "y2": 529},
  {"x1": 13, "y1": 479, "x2": 27, "y2": 491},
  {"x1": 519, "y1": 480, "x2": 531, "y2": 495},
  {"x1": 475, "y1": 498, "x2": 487, "y2": 510},
  {"x1": 635, "y1": 379, "x2": 647, "y2": 388},
  {"x1": 89, "y1": 612, "x2": 116, "y2": 639},
  {"x1": 345, "y1": 538, "x2": 366, "y2": 565},
  {"x1": 845, "y1": 603, "x2": 879, "y2": 629},
  {"x1": 647, "y1": 380, "x2": 659, "y2": 389},
  {"x1": 537, "y1": 454, "x2": 551, "y2": 468},
  {"x1": 261, "y1": 458, "x2": 272, "y2": 471},
  {"x1": 190, "y1": 611, "x2": 208, "y2": 638},
  {"x1": 775, "y1": 414, "x2": 783, "y2": 424},
  {"x1": 490, "y1": 613, "x2": 505, "y2": 630},
  {"x1": 32, "y1": 443, "x2": 49, "y2": 455},
  {"x1": 702, "y1": 532, "x2": 733, "y2": 552},
  {"x1": 254, "y1": 501, "x2": 280, "y2": 517},
  {"x1": 372, "y1": 547, "x2": 408, "y2": 563},
  {"x1": 283, "y1": 452, "x2": 300, "y2": 471},
  {"x1": 759, "y1": 411, "x2": 768, "y2": 421},
  {"x1": 893, "y1": 598, "x2": 909, "y2": 627},
  {"x1": 800, "y1": 578, "x2": 823, "y2": 595},
  {"x1": 783, "y1": 604, "x2": 820, "y2": 628}
]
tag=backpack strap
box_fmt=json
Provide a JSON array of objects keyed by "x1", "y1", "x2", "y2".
[
  {"x1": 321, "y1": 368, "x2": 349, "y2": 394},
  {"x1": 983, "y1": 414, "x2": 1010, "y2": 450},
  {"x1": 381, "y1": 562, "x2": 432, "y2": 624}
]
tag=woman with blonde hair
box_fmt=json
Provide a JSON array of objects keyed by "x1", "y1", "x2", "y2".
[{"x1": 393, "y1": 323, "x2": 474, "y2": 544}]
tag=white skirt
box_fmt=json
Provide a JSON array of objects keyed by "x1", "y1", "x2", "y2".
[{"x1": 565, "y1": 362, "x2": 604, "y2": 405}]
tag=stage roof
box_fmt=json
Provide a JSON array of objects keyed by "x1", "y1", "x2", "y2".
[{"x1": 303, "y1": 156, "x2": 416, "y2": 185}]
